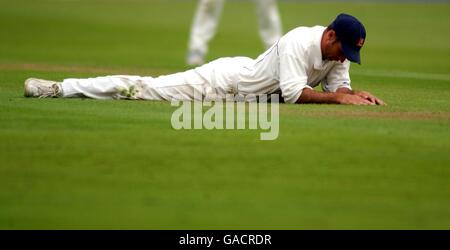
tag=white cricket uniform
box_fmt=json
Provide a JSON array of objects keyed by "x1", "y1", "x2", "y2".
[
  {"x1": 61, "y1": 26, "x2": 352, "y2": 103},
  {"x1": 188, "y1": 0, "x2": 282, "y2": 54}
]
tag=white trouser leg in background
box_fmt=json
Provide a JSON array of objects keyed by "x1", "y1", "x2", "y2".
[
  {"x1": 60, "y1": 57, "x2": 248, "y2": 101},
  {"x1": 188, "y1": 0, "x2": 225, "y2": 56},
  {"x1": 254, "y1": 0, "x2": 282, "y2": 49}
]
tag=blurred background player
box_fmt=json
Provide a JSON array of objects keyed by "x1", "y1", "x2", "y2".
[{"x1": 186, "y1": 0, "x2": 282, "y2": 66}]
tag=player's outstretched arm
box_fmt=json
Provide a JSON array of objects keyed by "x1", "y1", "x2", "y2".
[{"x1": 296, "y1": 88, "x2": 379, "y2": 105}]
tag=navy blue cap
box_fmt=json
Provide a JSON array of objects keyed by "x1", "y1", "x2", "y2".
[{"x1": 330, "y1": 13, "x2": 366, "y2": 64}]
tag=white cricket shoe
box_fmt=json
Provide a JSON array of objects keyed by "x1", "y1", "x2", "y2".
[
  {"x1": 186, "y1": 51, "x2": 205, "y2": 67},
  {"x1": 24, "y1": 78, "x2": 63, "y2": 98}
]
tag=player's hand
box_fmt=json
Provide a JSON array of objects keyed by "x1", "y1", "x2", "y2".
[
  {"x1": 354, "y1": 91, "x2": 386, "y2": 105},
  {"x1": 336, "y1": 93, "x2": 375, "y2": 105}
]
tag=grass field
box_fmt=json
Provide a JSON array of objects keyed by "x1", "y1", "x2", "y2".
[{"x1": 0, "y1": 0, "x2": 449, "y2": 229}]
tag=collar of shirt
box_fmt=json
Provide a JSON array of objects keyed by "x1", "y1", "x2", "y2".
[{"x1": 311, "y1": 26, "x2": 327, "y2": 70}]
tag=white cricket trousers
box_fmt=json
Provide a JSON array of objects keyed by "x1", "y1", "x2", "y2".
[
  {"x1": 61, "y1": 57, "x2": 253, "y2": 101},
  {"x1": 188, "y1": 0, "x2": 282, "y2": 55}
]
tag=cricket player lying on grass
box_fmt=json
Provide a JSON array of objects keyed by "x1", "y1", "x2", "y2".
[{"x1": 24, "y1": 13, "x2": 385, "y2": 106}]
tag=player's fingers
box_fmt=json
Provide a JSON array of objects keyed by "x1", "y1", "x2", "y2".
[
  {"x1": 355, "y1": 99, "x2": 372, "y2": 105},
  {"x1": 363, "y1": 94, "x2": 384, "y2": 105},
  {"x1": 357, "y1": 94, "x2": 376, "y2": 104},
  {"x1": 357, "y1": 95, "x2": 374, "y2": 104},
  {"x1": 375, "y1": 98, "x2": 386, "y2": 105},
  {"x1": 367, "y1": 96, "x2": 376, "y2": 103},
  {"x1": 362, "y1": 98, "x2": 375, "y2": 105}
]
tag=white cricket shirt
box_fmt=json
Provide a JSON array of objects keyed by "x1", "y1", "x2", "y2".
[{"x1": 237, "y1": 25, "x2": 352, "y2": 103}]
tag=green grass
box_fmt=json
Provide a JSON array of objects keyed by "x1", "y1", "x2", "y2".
[{"x1": 0, "y1": 0, "x2": 449, "y2": 229}]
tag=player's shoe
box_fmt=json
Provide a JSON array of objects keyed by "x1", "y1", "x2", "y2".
[
  {"x1": 24, "y1": 78, "x2": 63, "y2": 98},
  {"x1": 186, "y1": 51, "x2": 205, "y2": 67}
]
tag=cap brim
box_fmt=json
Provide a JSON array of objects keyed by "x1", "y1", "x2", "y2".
[{"x1": 342, "y1": 43, "x2": 361, "y2": 64}]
